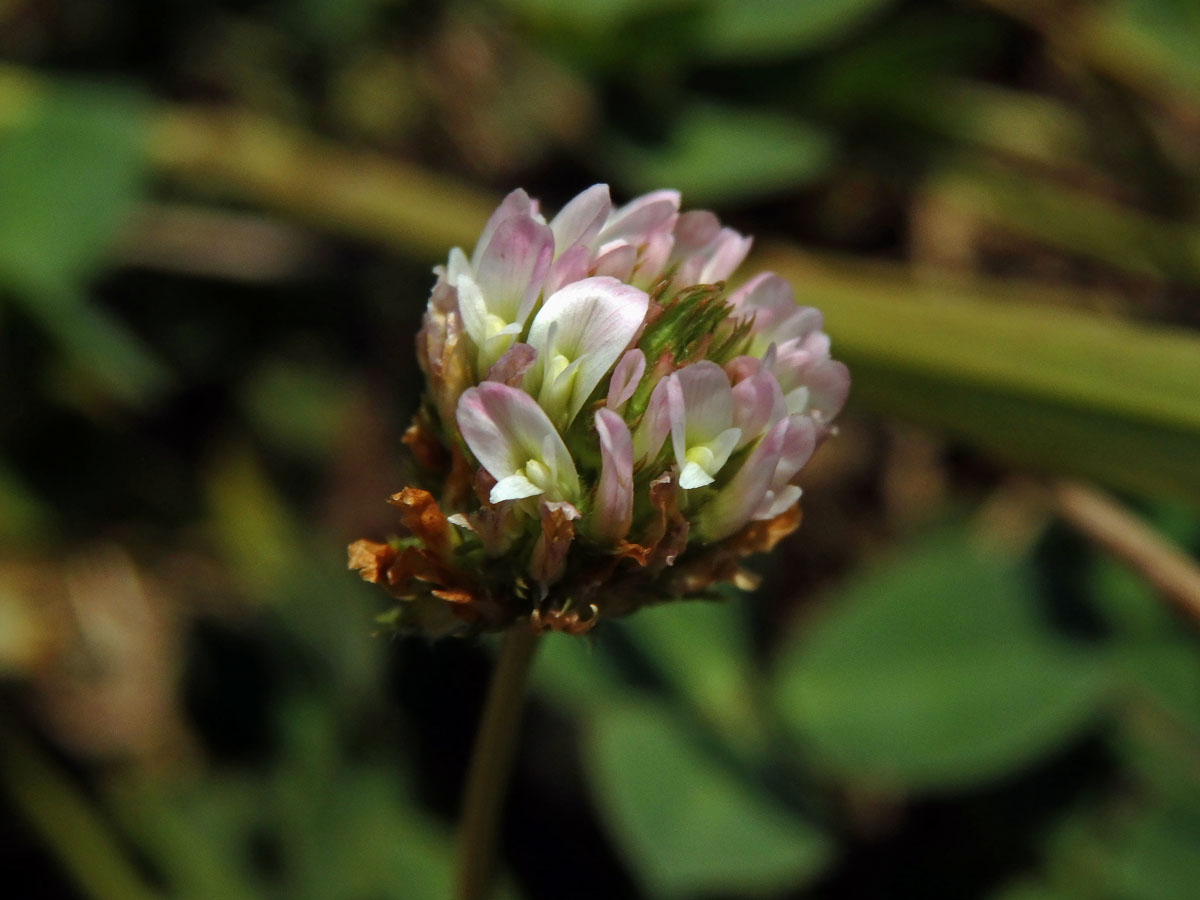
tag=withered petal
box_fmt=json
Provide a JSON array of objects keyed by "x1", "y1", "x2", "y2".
[{"x1": 347, "y1": 539, "x2": 398, "y2": 584}]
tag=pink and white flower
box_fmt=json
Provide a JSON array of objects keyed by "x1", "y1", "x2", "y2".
[
  {"x1": 355, "y1": 183, "x2": 848, "y2": 636},
  {"x1": 455, "y1": 382, "x2": 580, "y2": 505}
]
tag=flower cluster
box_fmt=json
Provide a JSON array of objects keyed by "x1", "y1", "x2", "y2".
[{"x1": 349, "y1": 185, "x2": 848, "y2": 636}]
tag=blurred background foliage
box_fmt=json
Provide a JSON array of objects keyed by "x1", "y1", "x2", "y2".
[{"x1": 2, "y1": 0, "x2": 1200, "y2": 898}]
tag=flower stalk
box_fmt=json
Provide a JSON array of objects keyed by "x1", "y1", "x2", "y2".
[
  {"x1": 347, "y1": 183, "x2": 849, "y2": 897},
  {"x1": 455, "y1": 626, "x2": 540, "y2": 900}
]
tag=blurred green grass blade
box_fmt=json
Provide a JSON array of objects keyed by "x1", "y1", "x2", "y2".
[
  {"x1": 926, "y1": 162, "x2": 1200, "y2": 284},
  {"x1": 926, "y1": 83, "x2": 1091, "y2": 167},
  {"x1": 13, "y1": 282, "x2": 171, "y2": 406},
  {"x1": 756, "y1": 249, "x2": 1200, "y2": 506},
  {"x1": 586, "y1": 698, "x2": 833, "y2": 898},
  {"x1": 240, "y1": 359, "x2": 353, "y2": 460},
  {"x1": 106, "y1": 779, "x2": 264, "y2": 900},
  {"x1": 773, "y1": 532, "x2": 1105, "y2": 790},
  {"x1": 699, "y1": 0, "x2": 896, "y2": 60},
  {"x1": 206, "y1": 445, "x2": 300, "y2": 601},
  {"x1": 0, "y1": 458, "x2": 49, "y2": 542},
  {"x1": 1086, "y1": 0, "x2": 1200, "y2": 100},
  {"x1": 0, "y1": 719, "x2": 163, "y2": 900},
  {"x1": 609, "y1": 104, "x2": 834, "y2": 206},
  {"x1": 0, "y1": 64, "x2": 499, "y2": 259}
]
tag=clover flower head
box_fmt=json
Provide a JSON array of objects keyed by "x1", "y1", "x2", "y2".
[{"x1": 350, "y1": 185, "x2": 849, "y2": 636}]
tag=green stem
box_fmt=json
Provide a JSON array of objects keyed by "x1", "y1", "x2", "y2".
[{"x1": 456, "y1": 626, "x2": 540, "y2": 900}]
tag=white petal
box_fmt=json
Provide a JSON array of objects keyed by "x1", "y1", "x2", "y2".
[
  {"x1": 454, "y1": 271, "x2": 491, "y2": 350},
  {"x1": 526, "y1": 276, "x2": 649, "y2": 425},
  {"x1": 707, "y1": 427, "x2": 743, "y2": 473},
  {"x1": 491, "y1": 473, "x2": 544, "y2": 503},
  {"x1": 679, "y1": 461, "x2": 714, "y2": 489},
  {"x1": 445, "y1": 246, "x2": 471, "y2": 285}
]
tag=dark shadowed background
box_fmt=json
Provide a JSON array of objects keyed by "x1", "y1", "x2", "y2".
[{"x1": 2, "y1": 1, "x2": 1200, "y2": 898}]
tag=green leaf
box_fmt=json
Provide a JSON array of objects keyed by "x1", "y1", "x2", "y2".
[
  {"x1": 586, "y1": 698, "x2": 833, "y2": 898},
  {"x1": 1113, "y1": 803, "x2": 1200, "y2": 900},
  {"x1": 0, "y1": 82, "x2": 168, "y2": 404},
  {"x1": 621, "y1": 598, "x2": 768, "y2": 757},
  {"x1": 0, "y1": 82, "x2": 148, "y2": 287},
  {"x1": 1091, "y1": 544, "x2": 1200, "y2": 735},
  {"x1": 774, "y1": 533, "x2": 1105, "y2": 790},
  {"x1": 610, "y1": 104, "x2": 834, "y2": 206},
  {"x1": 755, "y1": 249, "x2": 1200, "y2": 506},
  {"x1": 700, "y1": 0, "x2": 896, "y2": 60}
]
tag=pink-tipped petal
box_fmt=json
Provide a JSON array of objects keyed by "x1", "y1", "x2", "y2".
[
  {"x1": 472, "y1": 188, "x2": 536, "y2": 266},
  {"x1": 543, "y1": 244, "x2": 590, "y2": 298},
  {"x1": 486, "y1": 342, "x2": 537, "y2": 386},
  {"x1": 598, "y1": 189, "x2": 681, "y2": 245},
  {"x1": 697, "y1": 418, "x2": 788, "y2": 542},
  {"x1": 474, "y1": 215, "x2": 554, "y2": 327},
  {"x1": 606, "y1": 349, "x2": 646, "y2": 412},
  {"x1": 672, "y1": 210, "x2": 721, "y2": 257},
  {"x1": 455, "y1": 382, "x2": 579, "y2": 500},
  {"x1": 724, "y1": 354, "x2": 763, "y2": 385},
  {"x1": 633, "y1": 375, "x2": 673, "y2": 463},
  {"x1": 594, "y1": 408, "x2": 634, "y2": 543},
  {"x1": 753, "y1": 485, "x2": 802, "y2": 521},
  {"x1": 699, "y1": 229, "x2": 753, "y2": 284},
  {"x1": 673, "y1": 361, "x2": 734, "y2": 446},
  {"x1": 591, "y1": 242, "x2": 637, "y2": 281},
  {"x1": 774, "y1": 415, "x2": 818, "y2": 485},
  {"x1": 667, "y1": 373, "x2": 688, "y2": 476},
  {"x1": 731, "y1": 368, "x2": 786, "y2": 446},
  {"x1": 805, "y1": 359, "x2": 851, "y2": 424},
  {"x1": 550, "y1": 184, "x2": 611, "y2": 252},
  {"x1": 632, "y1": 231, "x2": 674, "y2": 288}
]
